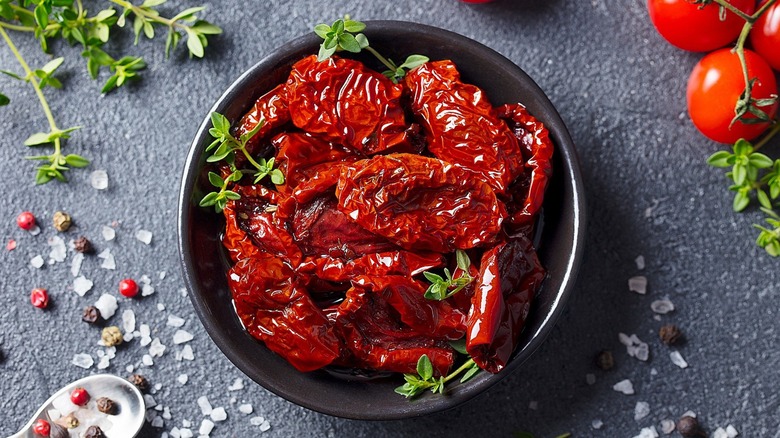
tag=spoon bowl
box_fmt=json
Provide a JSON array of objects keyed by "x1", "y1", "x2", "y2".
[{"x1": 12, "y1": 374, "x2": 145, "y2": 438}]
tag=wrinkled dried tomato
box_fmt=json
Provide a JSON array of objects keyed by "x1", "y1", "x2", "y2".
[{"x1": 234, "y1": 84, "x2": 290, "y2": 154}]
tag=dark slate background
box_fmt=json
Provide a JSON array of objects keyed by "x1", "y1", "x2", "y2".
[{"x1": 2, "y1": 0, "x2": 779, "y2": 437}]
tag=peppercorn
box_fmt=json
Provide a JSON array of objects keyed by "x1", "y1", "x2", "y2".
[
  {"x1": 128, "y1": 373, "x2": 150, "y2": 392},
  {"x1": 677, "y1": 415, "x2": 706, "y2": 437},
  {"x1": 83, "y1": 425, "x2": 106, "y2": 438},
  {"x1": 16, "y1": 211, "x2": 36, "y2": 231},
  {"x1": 595, "y1": 350, "x2": 614, "y2": 370},
  {"x1": 82, "y1": 306, "x2": 103, "y2": 325},
  {"x1": 659, "y1": 324, "x2": 683, "y2": 345},
  {"x1": 70, "y1": 387, "x2": 90, "y2": 406},
  {"x1": 118, "y1": 278, "x2": 139, "y2": 298},
  {"x1": 73, "y1": 236, "x2": 94, "y2": 254},
  {"x1": 101, "y1": 326, "x2": 123, "y2": 347},
  {"x1": 96, "y1": 397, "x2": 117, "y2": 415},
  {"x1": 32, "y1": 419, "x2": 50, "y2": 436},
  {"x1": 30, "y1": 288, "x2": 49, "y2": 309},
  {"x1": 52, "y1": 211, "x2": 72, "y2": 232},
  {"x1": 54, "y1": 413, "x2": 79, "y2": 429}
]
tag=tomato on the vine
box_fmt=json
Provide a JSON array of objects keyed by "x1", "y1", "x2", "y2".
[
  {"x1": 687, "y1": 48, "x2": 778, "y2": 144},
  {"x1": 647, "y1": 0, "x2": 755, "y2": 52},
  {"x1": 750, "y1": 0, "x2": 780, "y2": 71}
]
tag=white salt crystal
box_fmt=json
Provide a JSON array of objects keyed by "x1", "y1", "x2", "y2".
[
  {"x1": 157, "y1": 303, "x2": 166, "y2": 311},
  {"x1": 122, "y1": 310, "x2": 136, "y2": 333},
  {"x1": 48, "y1": 236, "x2": 67, "y2": 262},
  {"x1": 619, "y1": 332, "x2": 632, "y2": 346},
  {"x1": 635, "y1": 401, "x2": 650, "y2": 420},
  {"x1": 180, "y1": 429, "x2": 193, "y2": 438},
  {"x1": 126, "y1": 365, "x2": 134, "y2": 373},
  {"x1": 250, "y1": 417, "x2": 265, "y2": 426},
  {"x1": 98, "y1": 248, "x2": 116, "y2": 270},
  {"x1": 173, "y1": 330, "x2": 194, "y2": 344},
  {"x1": 613, "y1": 379, "x2": 635, "y2": 395},
  {"x1": 181, "y1": 345, "x2": 194, "y2": 361},
  {"x1": 726, "y1": 425, "x2": 739, "y2": 437},
  {"x1": 163, "y1": 406, "x2": 172, "y2": 420},
  {"x1": 713, "y1": 428, "x2": 728, "y2": 438},
  {"x1": 136, "y1": 229, "x2": 153, "y2": 245},
  {"x1": 682, "y1": 411, "x2": 696, "y2": 418},
  {"x1": 140, "y1": 336, "x2": 152, "y2": 347},
  {"x1": 52, "y1": 394, "x2": 78, "y2": 416},
  {"x1": 94, "y1": 294, "x2": 118, "y2": 319},
  {"x1": 151, "y1": 416, "x2": 164, "y2": 428},
  {"x1": 71, "y1": 252, "x2": 84, "y2": 277},
  {"x1": 197, "y1": 396, "x2": 212, "y2": 416},
  {"x1": 97, "y1": 355, "x2": 110, "y2": 370},
  {"x1": 170, "y1": 427, "x2": 181, "y2": 438},
  {"x1": 634, "y1": 343, "x2": 650, "y2": 362},
  {"x1": 635, "y1": 255, "x2": 645, "y2": 270},
  {"x1": 73, "y1": 276, "x2": 94, "y2": 296},
  {"x1": 141, "y1": 284, "x2": 155, "y2": 296},
  {"x1": 90, "y1": 170, "x2": 109, "y2": 190},
  {"x1": 106, "y1": 346, "x2": 116, "y2": 359},
  {"x1": 629, "y1": 276, "x2": 648, "y2": 294},
  {"x1": 47, "y1": 409, "x2": 61, "y2": 421},
  {"x1": 167, "y1": 315, "x2": 186, "y2": 328},
  {"x1": 180, "y1": 288, "x2": 188, "y2": 297},
  {"x1": 259, "y1": 420, "x2": 271, "y2": 432},
  {"x1": 633, "y1": 427, "x2": 659, "y2": 438},
  {"x1": 238, "y1": 404, "x2": 253, "y2": 414},
  {"x1": 154, "y1": 383, "x2": 162, "y2": 391},
  {"x1": 140, "y1": 274, "x2": 151, "y2": 285},
  {"x1": 592, "y1": 419, "x2": 603, "y2": 430},
  {"x1": 228, "y1": 378, "x2": 244, "y2": 391},
  {"x1": 230, "y1": 397, "x2": 236, "y2": 404},
  {"x1": 30, "y1": 255, "x2": 44, "y2": 268},
  {"x1": 651, "y1": 299, "x2": 675, "y2": 314},
  {"x1": 124, "y1": 332, "x2": 135, "y2": 342},
  {"x1": 210, "y1": 407, "x2": 227, "y2": 422},
  {"x1": 142, "y1": 354, "x2": 153, "y2": 366},
  {"x1": 159, "y1": 271, "x2": 166, "y2": 280},
  {"x1": 621, "y1": 333, "x2": 650, "y2": 361},
  {"x1": 177, "y1": 374, "x2": 189, "y2": 385},
  {"x1": 140, "y1": 324, "x2": 151, "y2": 337},
  {"x1": 149, "y1": 338, "x2": 166, "y2": 357},
  {"x1": 29, "y1": 225, "x2": 41, "y2": 236},
  {"x1": 528, "y1": 400, "x2": 538, "y2": 410},
  {"x1": 586, "y1": 373, "x2": 596, "y2": 385},
  {"x1": 144, "y1": 394, "x2": 157, "y2": 408},
  {"x1": 660, "y1": 419, "x2": 676, "y2": 434},
  {"x1": 670, "y1": 351, "x2": 688, "y2": 369},
  {"x1": 199, "y1": 419, "x2": 215, "y2": 435},
  {"x1": 101, "y1": 226, "x2": 115, "y2": 241},
  {"x1": 72, "y1": 353, "x2": 94, "y2": 369},
  {"x1": 650, "y1": 368, "x2": 658, "y2": 376}
]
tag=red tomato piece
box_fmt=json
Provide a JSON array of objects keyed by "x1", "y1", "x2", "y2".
[
  {"x1": 233, "y1": 84, "x2": 290, "y2": 153},
  {"x1": 300, "y1": 251, "x2": 444, "y2": 283},
  {"x1": 750, "y1": 0, "x2": 780, "y2": 71},
  {"x1": 647, "y1": 0, "x2": 755, "y2": 52},
  {"x1": 687, "y1": 48, "x2": 778, "y2": 143}
]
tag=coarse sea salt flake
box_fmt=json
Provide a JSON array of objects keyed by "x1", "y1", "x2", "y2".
[
  {"x1": 250, "y1": 417, "x2": 265, "y2": 426},
  {"x1": 635, "y1": 255, "x2": 645, "y2": 270},
  {"x1": 142, "y1": 354, "x2": 153, "y2": 366},
  {"x1": 592, "y1": 419, "x2": 603, "y2": 430},
  {"x1": 619, "y1": 332, "x2": 632, "y2": 346},
  {"x1": 660, "y1": 419, "x2": 675, "y2": 434},
  {"x1": 97, "y1": 355, "x2": 110, "y2": 370},
  {"x1": 144, "y1": 394, "x2": 157, "y2": 408},
  {"x1": 151, "y1": 416, "x2": 164, "y2": 428},
  {"x1": 635, "y1": 401, "x2": 650, "y2": 420},
  {"x1": 122, "y1": 309, "x2": 136, "y2": 333},
  {"x1": 173, "y1": 330, "x2": 194, "y2": 344},
  {"x1": 98, "y1": 248, "x2": 116, "y2": 270},
  {"x1": 73, "y1": 276, "x2": 94, "y2": 296},
  {"x1": 52, "y1": 394, "x2": 77, "y2": 416},
  {"x1": 198, "y1": 396, "x2": 212, "y2": 415},
  {"x1": 613, "y1": 379, "x2": 635, "y2": 395},
  {"x1": 259, "y1": 420, "x2": 271, "y2": 432},
  {"x1": 670, "y1": 351, "x2": 688, "y2": 369},
  {"x1": 94, "y1": 294, "x2": 118, "y2": 319},
  {"x1": 71, "y1": 252, "x2": 84, "y2": 277},
  {"x1": 102, "y1": 226, "x2": 116, "y2": 241},
  {"x1": 136, "y1": 229, "x2": 153, "y2": 245},
  {"x1": 91, "y1": 170, "x2": 109, "y2": 189},
  {"x1": 48, "y1": 236, "x2": 67, "y2": 262},
  {"x1": 167, "y1": 315, "x2": 186, "y2": 328},
  {"x1": 177, "y1": 374, "x2": 188, "y2": 385},
  {"x1": 651, "y1": 299, "x2": 675, "y2": 314},
  {"x1": 157, "y1": 303, "x2": 166, "y2": 311},
  {"x1": 210, "y1": 407, "x2": 227, "y2": 422},
  {"x1": 31, "y1": 255, "x2": 45, "y2": 269},
  {"x1": 181, "y1": 345, "x2": 195, "y2": 361},
  {"x1": 633, "y1": 426, "x2": 659, "y2": 438},
  {"x1": 199, "y1": 419, "x2": 215, "y2": 435},
  {"x1": 72, "y1": 353, "x2": 94, "y2": 369},
  {"x1": 726, "y1": 425, "x2": 739, "y2": 437},
  {"x1": 149, "y1": 338, "x2": 166, "y2": 357},
  {"x1": 180, "y1": 429, "x2": 193, "y2": 438},
  {"x1": 629, "y1": 276, "x2": 648, "y2": 294},
  {"x1": 141, "y1": 284, "x2": 155, "y2": 296},
  {"x1": 228, "y1": 378, "x2": 244, "y2": 391},
  {"x1": 238, "y1": 404, "x2": 253, "y2": 414}
]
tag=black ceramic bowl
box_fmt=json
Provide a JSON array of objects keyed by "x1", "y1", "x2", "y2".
[{"x1": 178, "y1": 21, "x2": 586, "y2": 420}]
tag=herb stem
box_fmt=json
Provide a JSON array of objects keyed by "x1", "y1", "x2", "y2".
[
  {"x1": 442, "y1": 358, "x2": 476, "y2": 384},
  {"x1": 364, "y1": 46, "x2": 398, "y2": 74},
  {"x1": 0, "y1": 21, "x2": 35, "y2": 32},
  {"x1": 710, "y1": 0, "x2": 754, "y2": 22},
  {"x1": 110, "y1": 0, "x2": 187, "y2": 30},
  {"x1": 754, "y1": 120, "x2": 780, "y2": 151}
]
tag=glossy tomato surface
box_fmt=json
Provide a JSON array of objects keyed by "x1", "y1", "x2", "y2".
[
  {"x1": 750, "y1": 0, "x2": 780, "y2": 71},
  {"x1": 687, "y1": 48, "x2": 778, "y2": 144},
  {"x1": 647, "y1": 0, "x2": 755, "y2": 52}
]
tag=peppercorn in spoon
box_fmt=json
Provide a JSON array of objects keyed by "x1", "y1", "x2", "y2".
[{"x1": 10, "y1": 374, "x2": 145, "y2": 437}]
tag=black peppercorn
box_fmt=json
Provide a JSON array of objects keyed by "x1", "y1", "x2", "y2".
[
  {"x1": 677, "y1": 416, "x2": 706, "y2": 437},
  {"x1": 82, "y1": 306, "x2": 103, "y2": 325},
  {"x1": 83, "y1": 425, "x2": 106, "y2": 438},
  {"x1": 659, "y1": 324, "x2": 683, "y2": 345},
  {"x1": 129, "y1": 374, "x2": 149, "y2": 392},
  {"x1": 73, "y1": 236, "x2": 94, "y2": 254},
  {"x1": 595, "y1": 350, "x2": 614, "y2": 370},
  {"x1": 96, "y1": 397, "x2": 117, "y2": 415}
]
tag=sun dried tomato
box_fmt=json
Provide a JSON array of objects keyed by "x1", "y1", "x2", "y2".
[
  {"x1": 404, "y1": 60, "x2": 524, "y2": 194},
  {"x1": 234, "y1": 84, "x2": 290, "y2": 154},
  {"x1": 336, "y1": 154, "x2": 506, "y2": 253},
  {"x1": 299, "y1": 251, "x2": 444, "y2": 283},
  {"x1": 285, "y1": 55, "x2": 411, "y2": 154},
  {"x1": 498, "y1": 103, "x2": 554, "y2": 230},
  {"x1": 228, "y1": 255, "x2": 340, "y2": 372},
  {"x1": 466, "y1": 235, "x2": 546, "y2": 373}
]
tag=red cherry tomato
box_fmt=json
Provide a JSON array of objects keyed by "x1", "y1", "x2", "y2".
[
  {"x1": 119, "y1": 278, "x2": 139, "y2": 297},
  {"x1": 687, "y1": 48, "x2": 778, "y2": 144},
  {"x1": 647, "y1": 0, "x2": 755, "y2": 52},
  {"x1": 750, "y1": 0, "x2": 780, "y2": 71}
]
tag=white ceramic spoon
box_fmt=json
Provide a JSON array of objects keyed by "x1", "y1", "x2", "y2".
[{"x1": 10, "y1": 374, "x2": 145, "y2": 438}]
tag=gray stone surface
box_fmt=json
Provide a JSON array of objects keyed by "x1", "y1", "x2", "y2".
[{"x1": 1, "y1": 0, "x2": 778, "y2": 437}]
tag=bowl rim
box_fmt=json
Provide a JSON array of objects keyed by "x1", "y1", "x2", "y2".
[{"x1": 178, "y1": 19, "x2": 587, "y2": 420}]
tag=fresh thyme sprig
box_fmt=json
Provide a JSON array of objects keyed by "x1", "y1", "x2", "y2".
[
  {"x1": 394, "y1": 349, "x2": 481, "y2": 399},
  {"x1": 423, "y1": 250, "x2": 474, "y2": 300},
  {"x1": 313, "y1": 16, "x2": 429, "y2": 83},
  {"x1": 199, "y1": 112, "x2": 285, "y2": 213}
]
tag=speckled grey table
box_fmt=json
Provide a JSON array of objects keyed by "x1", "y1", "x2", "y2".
[{"x1": 2, "y1": 1, "x2": 779, "y2": 437}]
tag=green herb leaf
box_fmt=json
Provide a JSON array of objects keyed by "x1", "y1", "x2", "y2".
[
  {"x1": 207, "y1": 171, "x2": 224, "y2": 188},
  {"x1": 199, "y1": 191, "x2": 218, "y2": 207},
  {"x1": 64, "y1": 154, "x2": 89, "y2": 167},
  {"x1": 0, "y1": 93, "x2": 9, "y2": 106},
  {"x1": 460, "y1": 362, "x2": 480, "y2": 383},
  {"x1": 448, "y1": 338, "x2": 468, "y2": 355},
  {"x1": 416, "y1": 355, "x2": 433, "y2": 381},
  {"x1": 24, "y1": 132, "x2": 53, "y2": 146}
]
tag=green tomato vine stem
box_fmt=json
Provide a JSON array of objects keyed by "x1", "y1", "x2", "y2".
[
  {"x1": 755, "y1": 120, "x2": 780, "y2": 150},
  {"x1": 0, "y1": 25, "x2": 63, "y2": 159}
]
